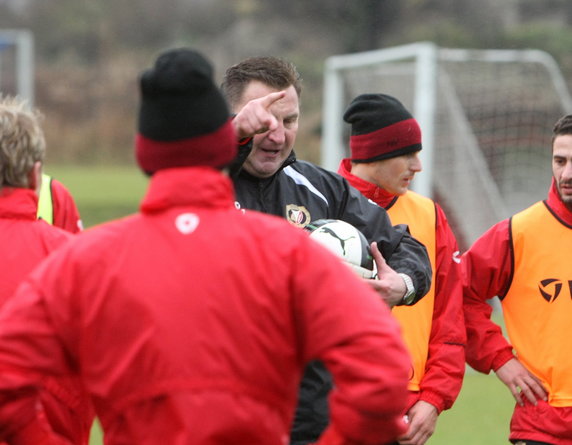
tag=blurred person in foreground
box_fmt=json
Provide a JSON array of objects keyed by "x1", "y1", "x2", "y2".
[
  {"x1": 0, "y1": 48, "x2": 412, "y2": 445},
  {"x1": 338, "y1": 94, "x2": 466, "y2": 445},
  {"x1": 462, "y1": 114, "x2": 572, "y2": 445},
  {"x1": 222, "y1": 56, "x2": 432, "y2": 445},
  {"x1": 0, "y1": 95, "x2": 93, "y2": 444}
]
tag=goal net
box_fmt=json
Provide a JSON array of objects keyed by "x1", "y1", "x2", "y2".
[
  {"x1": 321, "y1": 42, "x2": 572, "y2": 249},
  {"x1": 0, "y1": 29, "x2": 34, "y2": 104}
]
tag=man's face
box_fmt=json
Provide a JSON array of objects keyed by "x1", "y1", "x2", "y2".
[
  {"x1": 233, "y1": 81, "x2": 299, "y2": 178},
  {"x1": 552, "y1": 134, "x2": 572, "y2": 208},
  {"x1": 353, "y1": 152, "x2": 422, "y2": 196}
]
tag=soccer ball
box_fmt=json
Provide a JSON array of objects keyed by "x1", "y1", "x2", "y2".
[{"x1": 305, "y1": 219, "x2": 377, "y2": 279}]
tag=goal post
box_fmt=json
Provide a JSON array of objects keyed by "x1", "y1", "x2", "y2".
[
  {"x1": 321, "y1": 42, "x2": 572, "y2": 248},
  {"x1": 0, "y1": 29, "x2": 34, "y2": 105}
]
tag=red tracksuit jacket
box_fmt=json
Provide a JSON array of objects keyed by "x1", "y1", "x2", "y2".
[
  {"x1": 50, "y1": 179, "x2": 82, "y2": 233},
  {"x1": 462, "y1": 179, "x2": 572, "y2": 444},
  {"x1": 0, "y1": 187, "x2": 93, "y2": 444},
  {"x1": 0, "y1": 187, "x2": 72, "y2": 305},
  {"x1": 338, "y1": 158, "x2": 465, "y2": 414},
  {"x1": 0, "y1": 167, "x2": 411, "y2": 445}
]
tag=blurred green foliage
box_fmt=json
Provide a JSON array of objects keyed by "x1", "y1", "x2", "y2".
[
  {"x1": 503, "y1": 23, "x2": 572, "y2": 77},
  {"x1": 2, "y1": 0, "x2": 572, "y2": 167}
]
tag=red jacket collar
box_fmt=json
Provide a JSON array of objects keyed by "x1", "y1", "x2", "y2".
[
  {"x1": 0, "y1": 187, "x2": 38, "y2": 220},
  {"x1": 338, "y1": 158, "x2": 396, "y2": 209},
  {"x1": 547, "y1": 177, "x2": 572, "y2": 226},
  {"x1": 140, "y1": 167, "x2": 235, "y2": 214}
]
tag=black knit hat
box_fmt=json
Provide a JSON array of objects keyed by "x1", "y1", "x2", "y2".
[
  {"x1": 343, "y1": 93, "x2": 422, "y2": 163},
  {"x1": 135, "y1": 48, "x2": 237, "y2": 174}
]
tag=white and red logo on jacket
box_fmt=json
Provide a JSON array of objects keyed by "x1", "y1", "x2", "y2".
[{"x1": 175, "y1": 213, "x2": 200, "y2": 234}]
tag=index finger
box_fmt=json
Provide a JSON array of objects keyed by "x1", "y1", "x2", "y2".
[{"x1": 259, "y1": 90, "x2": 287, "y2": 109}]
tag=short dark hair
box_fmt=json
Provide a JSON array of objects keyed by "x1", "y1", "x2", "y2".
[
  {"x1": 552, "y1": 114, "x2": 572, "y2": 144},
  {"x1": 221, "y1": 57, "x2": 302, "y2": 108}
]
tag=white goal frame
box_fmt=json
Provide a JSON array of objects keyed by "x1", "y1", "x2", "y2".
[
  {"x1": 321, "y1": 42, "x2": 572, "y2": 245},
  {"x1": 0, "y1": 29, "x2": 34, "y2": 105}
]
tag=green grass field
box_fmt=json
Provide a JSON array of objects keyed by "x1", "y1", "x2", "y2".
[
  {"x1": 48, "y1": 164, "x2": 149, "y2": 229},
  {"x1": 432, "y1": 371, "x2": 513, "y2": 443},
  {"x1": 48, "y1": 165, "x2": 515, "y2": 444}
]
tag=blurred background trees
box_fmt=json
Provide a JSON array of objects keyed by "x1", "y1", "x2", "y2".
[{"x1": 1, "y1": 0, "x2": 572, "y2": 165}]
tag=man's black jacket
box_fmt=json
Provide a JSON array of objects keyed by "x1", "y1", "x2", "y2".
[{"x1": 232, "y1": 152, "x2": 431, "y2": 444}]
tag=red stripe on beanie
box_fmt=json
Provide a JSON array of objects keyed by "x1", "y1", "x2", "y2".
[
  {"x1": 136, "y1": 119, "x2": 237, "y2": 174},
  {"x1": 350, "y1": 118, "x2": 421, "y2": 161}
]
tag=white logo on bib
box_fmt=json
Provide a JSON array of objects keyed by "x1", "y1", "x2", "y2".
[{"x1": 175, "y1": 213, "x2": 199, "y2": 235}]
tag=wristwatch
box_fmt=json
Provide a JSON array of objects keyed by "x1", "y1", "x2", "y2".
[{"x1": 398, "y1": 273, "x2": 416, "y2": 305}]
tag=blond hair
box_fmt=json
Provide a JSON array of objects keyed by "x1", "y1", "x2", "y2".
[{"x1": 0, "y1": 95, "x2": 45, "y2": 188}]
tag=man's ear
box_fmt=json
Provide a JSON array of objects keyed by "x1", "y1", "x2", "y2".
[{"x1": 27, "y1": 161, "x2": 42, "y2": 194}]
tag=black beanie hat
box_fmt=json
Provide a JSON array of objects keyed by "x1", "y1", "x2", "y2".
[
  {"x1": 343, "y1": 93, "x2": 422, "y2": 163},
  {"x1": 135, "y1": 48, "x2": 237, "y2": 174}
]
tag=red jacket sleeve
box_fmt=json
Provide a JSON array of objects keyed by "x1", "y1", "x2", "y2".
[
  {"x1": 461, "y1": 219, "x2": 515, "y2": 374},
  {"x1": 293, "y1": 235, "x2": 410, "y2": 444},
  {"x1": 416, "y1": 204, "x2": 465, "y2": 413},
  {"x1": 50, "y1": 180, "x2": 82, "y2": 233},
  {"x1": 0, "y1": 278, "x2": 75, "y2": 444},
  {"x1": 0, "y1": 247, "x2": 91, "y2": 445}
]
